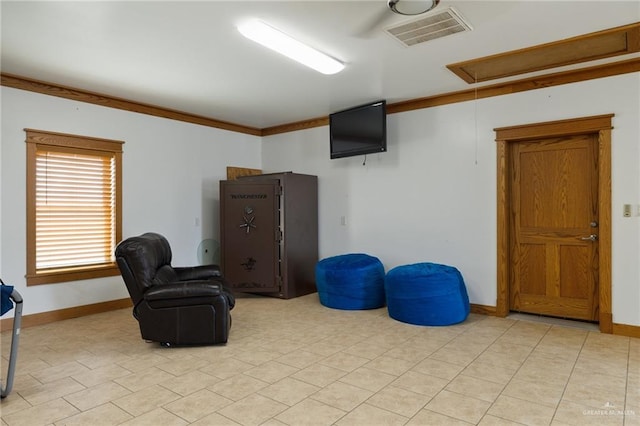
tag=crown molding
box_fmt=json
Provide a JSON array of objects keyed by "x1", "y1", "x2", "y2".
[
  {"x1": 3, "y1": 57, "x2": 639, "y2": 137},
  {"x1": 0, "y1": 73, "x2": 262, "y2": 136}
]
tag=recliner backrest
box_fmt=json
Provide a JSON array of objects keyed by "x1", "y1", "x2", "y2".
[{"x1": 115, "y1": 233, "x2": 177, "y2": 305}]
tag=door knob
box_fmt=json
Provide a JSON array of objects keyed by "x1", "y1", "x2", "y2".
[{"x1": 579, "y1": 234, "x2": 598, "y2": 242}]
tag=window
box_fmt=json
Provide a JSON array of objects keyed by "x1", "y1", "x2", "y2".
[{"x1": 26, "y1": 129, "x2": 124, "y2": 285}]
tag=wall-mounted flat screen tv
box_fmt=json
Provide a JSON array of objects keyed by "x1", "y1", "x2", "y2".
[{"x1": 329, "y1": 100, "x2": 386, "y2": 159}]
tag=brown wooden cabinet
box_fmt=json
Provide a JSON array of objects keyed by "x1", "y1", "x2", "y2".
[{"x1": 220, "y1": 172, "x2": 318, "y2": 299}]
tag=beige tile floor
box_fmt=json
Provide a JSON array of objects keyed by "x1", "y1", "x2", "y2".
[{"x1": 1, "y1": 293, "x2": 638, "y2": 426}]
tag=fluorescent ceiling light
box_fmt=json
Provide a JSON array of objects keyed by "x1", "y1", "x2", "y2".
[{"x1": 238, "y1": 19, "x2": 344, "y2": 75}]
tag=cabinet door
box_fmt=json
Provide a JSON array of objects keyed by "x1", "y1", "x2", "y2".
[{"x1": 220, "y1": 180, "x2": 280, "y2": 293}]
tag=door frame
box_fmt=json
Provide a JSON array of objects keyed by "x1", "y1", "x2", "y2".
[{"x1": 495, "y1": 114, "x2": 614, "y2": 333}]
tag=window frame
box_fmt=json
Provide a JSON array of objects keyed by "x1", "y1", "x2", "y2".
[{"x1": 25, "y1": 129, "x2": 124, "y2": 285}]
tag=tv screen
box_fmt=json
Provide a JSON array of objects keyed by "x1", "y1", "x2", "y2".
[{"x1": 330, "y1": 100, "x2": 387, "y2": 159}]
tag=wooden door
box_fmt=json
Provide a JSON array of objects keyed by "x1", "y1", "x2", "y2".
[
  {"x1": 509, "y1": 133, "x2": 599, "y2": 321},
  {"x1": 220, "y1": 180, "x2": 281, "y2": 293}
]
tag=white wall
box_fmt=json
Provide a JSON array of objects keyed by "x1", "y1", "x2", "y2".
[
  {"x1": 0, "y1": 86, "x2": 261, "y2": 315},
  {"x1": 262, "y1": 73, "x2": 640, "y2": 327},
  {"x1": 2, "y1": 74, "x2": 639, "y2": 328}
]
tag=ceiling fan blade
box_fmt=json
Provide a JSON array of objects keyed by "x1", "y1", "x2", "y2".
[{"x1": 353, "y1": 6, "x2": 394, "y2": 38}]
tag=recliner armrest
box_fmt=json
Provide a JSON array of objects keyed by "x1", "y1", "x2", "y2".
[
  {"x1": 145, "y1": 281, "x2": 222, "y2": 301},
  {"x1": 174, "y1": 265, "x2": 222, "y2": 281}
]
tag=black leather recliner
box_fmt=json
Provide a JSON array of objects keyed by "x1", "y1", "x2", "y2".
[{"x1": 115, "y1": 232, "x2": 234, "y2": 346}]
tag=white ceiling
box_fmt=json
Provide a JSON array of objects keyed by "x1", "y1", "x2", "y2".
[{"x1": 2, "y1": 1, "x2": 639, "y2": 129}]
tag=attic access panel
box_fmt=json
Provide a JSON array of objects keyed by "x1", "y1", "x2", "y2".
[{"x1": 447, "y1": 22, "x2": 640, "y2": 84}]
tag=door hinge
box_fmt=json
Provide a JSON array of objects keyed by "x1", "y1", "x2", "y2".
[
  {"x1": 275, "y1": 228, "x2": 283, "y2": 242},
  {"x1": 276, "y1": 276, "x2": 283, "y2": 293},
  {"x1": 275, "y1": 185, "x2": 283, "y2": 196}
]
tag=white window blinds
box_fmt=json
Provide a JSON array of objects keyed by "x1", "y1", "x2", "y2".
[{"x1": 35, "y1": 149, "x2": 116, "y2": 270}]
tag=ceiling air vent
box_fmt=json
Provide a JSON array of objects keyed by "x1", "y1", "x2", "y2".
[{"x1": 385, "y1": 7, "x2": 472, "y2": 47}]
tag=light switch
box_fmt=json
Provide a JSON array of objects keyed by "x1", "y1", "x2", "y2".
[{"x1": 623, "y1": 204, "x2": 632, "y2": 217}]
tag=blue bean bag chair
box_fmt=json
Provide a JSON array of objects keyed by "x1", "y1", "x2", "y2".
[
  {"x1": 315, "y1": 253, "x2": 385, "y2": 310},
  {"x1": 385, "y1": 262, "x2": 470, "y2": 326}
]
